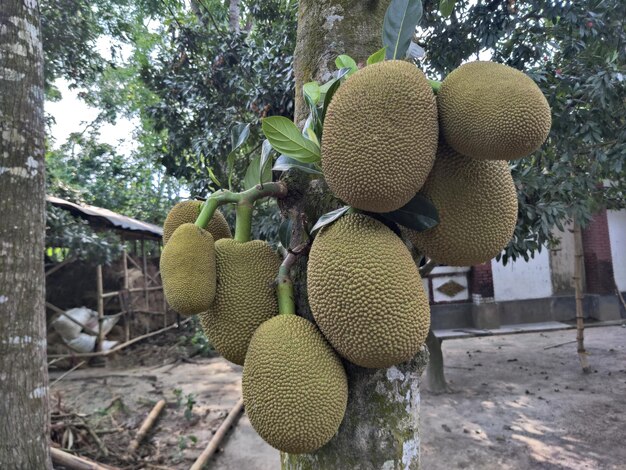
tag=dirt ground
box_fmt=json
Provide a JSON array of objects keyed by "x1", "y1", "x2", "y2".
[
  {"x1": 50, "y1": 325, "x2": 625, "y2": 469},
  {"x1": 421, "y1": 325, "x2": 626, "y2": 470}
]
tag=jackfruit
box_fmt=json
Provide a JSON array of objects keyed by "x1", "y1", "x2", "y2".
[
  {"x1": 322, "y1": 60, "x2": 438, "y2": 213},
  {"x1": 403, "y1": 143, "x2": 518, "y2": 266},
  {"x1": 438, "y1": 61, "x2": 551, "y2": 160},
  {"x1": 163, "y1": 200, "x2": 231, "y2": 245},
  {"x1": 160, "y1": 223, "x2": 216, "y2": 316},
  {"x1": 242, "y1": 314, "x2": 348, "y2": 454},
  {"x1": 198, "y1": 239, "x2": 281, "y2": 365},
  {"x1": 307, "y1": 213, "x2": 430, "y2": 368}
]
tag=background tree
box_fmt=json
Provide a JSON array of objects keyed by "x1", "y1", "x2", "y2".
[{"x1": 0, "y1": 0, "x2": 51, "y2": 467}]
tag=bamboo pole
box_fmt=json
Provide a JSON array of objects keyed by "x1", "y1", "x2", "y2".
[
  {"x1": 573, "y1": 221, "x2": 591, "y2": 373},
  {"x1": 50, "y1": 447, "x2": 118, "y2": 470},
  {"x1": 45, "y1": 256, "x2": 76, "y2": 277},
  {"x1": 190, "y1": 398, "x2": 245, "y2": 470},
  {"x1": 123, "y1": 247, "x2": 130, "y2": 343},
  {"x1": 126, "y1": 399, "x2": 167, "y2": 454},
  {"x1": 96, "y1": 265, "x2": 105, "y2": 352}
]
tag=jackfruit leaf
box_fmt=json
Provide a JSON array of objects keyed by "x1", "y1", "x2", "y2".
[
  {"x1": 302, "y1": 96, "x2": 321, "y2": 140},
  {"x1": 208, "y1": 166, "x2": 222, "y2": 188},
  {"x1": 321, "y1": 78, "x2": 342, "y2": 125},
  {"x1": 259, "y1": 139, "x2": 273, "y2": 179},
  {"x1": 227, "y1": 123, "x2": 251, "y2": 190},
  {"x1": 319, "y1": 67, "x2": 350, "y2": 98},
  {"x1": 272, "y1": 155, "x2": 323, "y2": 175},
  {"x1": 243, "y1": 154, "x2": 272, "y2": 190},
  {"x1": 231, "y1": 123, "x2": 251, "y2": 153},
  {"x1": 262, "y1": 116, "x2": 321, "y2": 163},
  {"x1": 379, "y1": 194, "x2": 439, "y2": 232},
  {"x1": 306, "y1": 127, "x2": 319, "y2": 146},
  {"x1": 406, "y1": 41, "x2": 425, "y2": 59},
  {"x1": 383, "y1": 0, "x2": 423, "y2": 60},
  {"x1": 367, "y1": 47, "x2": 387, "y2": 65},
  {"x1": 278, "y1": 217, "x2": 293, "y2": 249},
  {"x1": 303, "y1": 81, "x2": 321, "y2": 105},
  {"x1": 311, "y1": 206, "x2": 351, "y2": 233},
  {"x1": 335, "y1": 55, "x2": 358, "y2": 75},
  {"x1": 439, "y1": 0, "x2": 456, "y2": 17}
]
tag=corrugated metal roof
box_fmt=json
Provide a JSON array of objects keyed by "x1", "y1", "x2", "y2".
[{"x1": 46, "y1": 195, "x2": 163, "y2": 240}]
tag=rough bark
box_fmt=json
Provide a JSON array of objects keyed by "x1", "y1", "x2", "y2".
[
  {"x1": 0, "y1": 1, "x2": 51, "y2": 468},
  {"x1": 280, "y1": 1, "x2": 428, "y2": 468},
  {"x1": 293, "y1": 0, "x2": 391, "y2": 124}
]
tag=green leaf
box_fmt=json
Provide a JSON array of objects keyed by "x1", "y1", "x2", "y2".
[
  {"x1": 303, "y1": 81, "x2": 321, "y2": 105},
  {"x1": 278, "y1": 218, "x2": 293, "y2": 249},
  {"x1": 406, "y1": 41, "x2": 425, "y2": 59},
  {"x1": 230, "y1": 123, "x2": 250, "y2": 153},
  {"x1": 367, "y1": 47, "x2": 387, "y2": 65},
  {"x1": 207, "y1": 167, "x2": 221, "y2": 188},
  {"x1": 243, "y1": 154, "x2": 272, "y2": 190},
  {"x1": 321, "y1": 78, "x2": 342, "y2": 124},
  {"x1": 383, "y1": 0, "x2": 423, "y2": 60},
  {"x1": 311, "y1": 206, "x2": 351, "y2": 233},
  {"x1": 259, "y1": 139, "x2": 273, "y2": 178},
  {"x1": 272, "y1": 155, "x2": 322, "y2": 175},
  {"x1": 439, "y1": 0, "x2": 456, "y2": 17},
  {"x1": 262, "y1": 116, "x2": 321, "y2": 163},
  {"x1": 335, "y1": 55, "x2": 358, "y2": 75},
  {"x1": 379, "y1": 193, "x2": 439, "y2": 232}
]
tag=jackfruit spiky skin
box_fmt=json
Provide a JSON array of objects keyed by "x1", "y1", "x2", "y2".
[
  {"x1": 242, "y1": 314, "x2": 348, "y2": 454},
  {"x1": 322, "y1": 60, "x2": 438, "y2": 213},
  {"x1": 403, "y1": 143, "x2": 518, "y2": 266},
  {"x1": 163, "y1": 200, "x2": 231, "y2": 245},
  {"x1": 308, "y1": 213, "x2": 430, "y2": 368},
  {"x1": 438, "y1": 61, "x2": 551, "y2": 160},
  {"x1": 198, "y1": 239, "x2": 281, "y2": 365},
  {"x1": 160, "y1": 223, "x2": 216, "y2": 316}
]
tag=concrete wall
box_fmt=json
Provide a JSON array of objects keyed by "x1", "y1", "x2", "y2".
[
  {"x1": 492, "y1": 248, "x2": 553, "y2": 301},
  {"x1": 607, "y1": 209, "x2": 626, "y2": 291},
  {"x1": 549, "y1": 221, "x2": 577, "y2": 294}
]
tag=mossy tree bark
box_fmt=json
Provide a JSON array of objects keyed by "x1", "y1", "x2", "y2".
[
  {"x1": 0, "y1": 1, "x2": 51, "y2": 468},
  {"x1": 280, "y1": 1, "x2": 429, "y2": 468}
]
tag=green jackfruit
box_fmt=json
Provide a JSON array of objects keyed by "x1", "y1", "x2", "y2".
[
  {"x1": 403, "y1": 143, "x2": 518, "y2": 266},
  {"x1": 322, "y1": 60, "x2": 438, "y2": 213},
  {"x1": 198, "y1": 239, "x2": 281, "y2": 365},
  {"x1": 308, "y1": 213, "x2": 430, "y2": 368},
  {"x1": 438, "y1": 61, "x2": 551, "y2": 160},
  {"x1": 160, "y1": 223, "x2": 216, "y2": 316},
  {"x1": 163, "y1": 200, "x2": 231, "y2": 245},
  {"x1": 243, "y1": 314, "x2": 348, "y2": 454}
]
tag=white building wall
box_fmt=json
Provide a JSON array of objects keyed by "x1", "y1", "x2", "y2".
[
  {"x1": 492, "y1": 249, "x2": 553, "y2": 301},
  {"x1": 549, "y1": 221, "x2": 577, "y2": 294},
  {"x1": 607, "y1": 209, "x2": 626, "y2": 291}
]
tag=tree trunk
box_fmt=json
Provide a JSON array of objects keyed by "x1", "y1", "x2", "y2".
[
  {"x1": 281, "y1": 1, "x2": 429, "y2": 468},
  {"x1": 229, "y1": 0, "x2": 240, "y2": 33},
  {"x1": 425, "y1": 329, "x2": 451, "y2": 394},
  {"x1": 0, "y1": 1, "x2": 51, "y2": 468},
  {"x1": 572, "y1": 221, "x2": 591, "y2": 373}
]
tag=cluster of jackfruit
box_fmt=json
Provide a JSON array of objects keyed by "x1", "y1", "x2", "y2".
[
  {"x1": 158, "y1": 59, "x2": 550, "y2": 457},
  {"x1": 322, "y1": 60, "x2": 550, "y2": 267}
]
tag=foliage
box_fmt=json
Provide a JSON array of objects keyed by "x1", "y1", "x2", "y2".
[
  {"x1": 418, "y1": 0, "x2": 626, "y2": 263},
  {"x1": 140, "y1": 0, "x2": 297, "y2": 195},
  {"x1": 46, "y1": 131, "x2": 182, "y2": 225},
  {"x1": 45, "y1": 205, "x2": 122, "y2": 265}
]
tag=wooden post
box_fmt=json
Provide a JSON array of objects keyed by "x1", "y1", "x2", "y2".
[
  {"x1": 573, "y1": 221, "x2": 591, "y2": 373},
  {"x1": 126, "y1": 399, "x2": 166, "y2": 455},
  {"x1": 142, "y1": 239, "x2": 149, "y2": 334},
  {"x1": 96, "y1": 264, "x2": 105, "y2": 352},
  {"x1": 123, "y1": 247, "x2": 130, "y2": 343}
]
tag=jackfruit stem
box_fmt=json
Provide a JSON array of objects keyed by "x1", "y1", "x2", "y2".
[
  {"x1": 195, "y1": 198, "x2": 219, "y2": 229},
  {"x1": 428, "y1": 79, "x2": 442, "y2": 94},
  {"x1": 235, "y1": 202, "x2": 254, "y2": 243},
  {"x1": 276, "y1": 252, "x2": 297, "y2": 315},
  {"x1": 194, "y1": 182, "x2": 288, "y2": 232}
]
